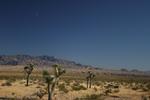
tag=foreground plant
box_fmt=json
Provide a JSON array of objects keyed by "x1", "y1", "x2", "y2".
[
  {"x1": 24, "y1": 63, "x2": 36, "y2": 86},
  {"x1": 86, "y1": 71, "x2": 95, "y2": 88},
  {"x1": 43, "y1": 64, "x2": 65, "y2": 100}
]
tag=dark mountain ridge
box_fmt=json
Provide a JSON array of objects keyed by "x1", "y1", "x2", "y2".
[
  {"x1": 0, "y1": 55, "x2": 149, "y2": 76},
  {"x1": 0, "y1": 55, "x2": 88, "y2": 68}
]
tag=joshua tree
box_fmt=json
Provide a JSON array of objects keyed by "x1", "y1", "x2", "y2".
[
  {"x1": 52, "y1": 64, "x2": 66, "y2": 84},
  {"x1": 43, "y1": 64, "x2": 65, "y2": 100},
  {"x1": 24, "y1": 63, "x2": 36, "y2": 86},
  {"x1": 86, "y1": 71, "x2": 95, "y2": 88},
  {"x1": 43, "y1": 70, "x2": 54, "y2": 100}
]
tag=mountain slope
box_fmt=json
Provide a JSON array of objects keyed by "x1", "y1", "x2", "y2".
[{"x1": 0, "y1": 55, "x2": 87, "y2": 68}]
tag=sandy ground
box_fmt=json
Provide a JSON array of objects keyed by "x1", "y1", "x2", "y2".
[{"x1": 0, "y1": 79, "x2": 149, "y2": 100}]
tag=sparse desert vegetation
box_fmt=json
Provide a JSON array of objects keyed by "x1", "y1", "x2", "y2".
[
  {"x1": 0, "y1": 65, "x2": 150, "y2": 100},
  {"x1": 1, "y1": 0, "x2": 150, "y2": 99}
]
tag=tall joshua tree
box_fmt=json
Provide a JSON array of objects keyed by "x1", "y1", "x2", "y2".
[
  {"x1": 24, "y1": 63, "x2": 35, "y2": 86},
  {"x1": 52, "y1": 64, "x2": 66, "y2": 84},
  {"x1": 86, "y1": 71, "x2": 95, "y2": 88},
  {"x1": 43, "y1": 70, "x2": 55, "y2": 100},
  {"x1": 43, "y1": 64, "x2": 65, "y2": 100}
]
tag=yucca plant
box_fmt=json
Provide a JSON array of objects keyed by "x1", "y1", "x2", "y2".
[
  {"x1": 24, "y1": 63, "x2": 36, "y2": 86},
  {"x1": 43, "y1": 64, "x2": 65, "y2": 100},
  {"x1": 43, "y1": 70, "x2": 55, "y2": 100},
  {"x1": 52, "y1": 64, "x2": 66, "y2": 84},
  {"x1": 86, "y1": 71, "x2": 95, "y2": 88}
]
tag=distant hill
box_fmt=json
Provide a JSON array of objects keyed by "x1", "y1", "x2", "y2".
[
  {"x1": 0, "y1": 55, "x2": 89, "y2": 68},
  {"x1": 0, "y1": 55, "x2": 149, "y2": 76}
]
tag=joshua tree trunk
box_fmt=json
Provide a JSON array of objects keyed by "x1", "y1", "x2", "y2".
[
  {"x1": 89, "y1": 78, "x2": 91, "y2": 88},
  {"x1": 48, "y1": 83, "x2": 52, "y2": 100},
  {"x1": 26, "y1": 74, "x2": 30, "y2": 86},
  {"x1": 87, "y1": 78, "x2": 89, "y2": 88}
]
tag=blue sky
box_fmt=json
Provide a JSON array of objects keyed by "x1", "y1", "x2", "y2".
[{"x1": 0, "y1": 0, "x2": 150, "y2": 70}]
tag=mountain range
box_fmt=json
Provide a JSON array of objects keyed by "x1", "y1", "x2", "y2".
[
  {"x1": 0, "y1": 55, "x2": 90, "y2": 68},
  {"x1": 0, "y1": 55, "x2": 150, "y2": 75}
]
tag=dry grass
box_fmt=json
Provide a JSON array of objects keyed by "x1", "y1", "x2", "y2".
[{"x1": 0, "y1": 65, "x2": 150, "y2": 100}]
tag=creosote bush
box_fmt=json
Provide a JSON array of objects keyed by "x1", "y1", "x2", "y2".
[
  {"x1": 71, "y1": 82, "x2": 86, "y2": 91},
  {"x1": 74, "y1": 94, "x2": 104, "y2": 100},
  {"x1": 1, "y1": 80, "x2": 12, "y2": 86},
  {"x1": 58, "y1": 83, "x2": 69, "y2": 93}
]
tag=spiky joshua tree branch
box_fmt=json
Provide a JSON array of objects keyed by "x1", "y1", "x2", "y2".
[{"x1": 43, "y1": 64, "x2": 65, "y2": 100}]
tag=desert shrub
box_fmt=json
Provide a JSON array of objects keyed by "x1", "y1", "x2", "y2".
[
  {"x1": 74, "y1": 94, "x2": 104, "y2": 100},
  {"x1": 1, "y1": 80, "x2": 12, "y2": 86},
  {"x1": 93, "y1": 87, "x2": 98, "y2": 91},
  {"x1": 142, "y1": 83, "x2": 150, "y2": 92},
  {"x1": 19, "y1": 81, "x2": 26, "y2": 84},
  {"x1": 131, "y1": 86, "x2": 138, "y2": 90},
  {"x1": 85, "y1": 94, "x2": 102, "y2": 99},
  {"x1": 32, "y1": 89, "x2": 46, "y2": 99},
  {"x1": 11, "y1": 92, "x2": 15, "y2": 95},
  {"x1": 94, "y1": 81, "x2": 101, "y2": 86},
  {"x1": 141, "y1": 95, "x2": 148, "y2": 100},
  {"x1": 36, "y1": 85, "x2": 41, "y2": 88},
  {"x1": 113, "y1": 85, "x2": 119, "y2": 89},
  {"x1": 58, "y1": 83, "x2": 69, "y2": 93},
  {"x1": 38, "y1": 82, "x2": 45, "y2": 86},
  {"x1": 104, "y1": 88, "x2": 112, "y2": 95},
  {"x1": 142, "y1": 87, "x2": 148, "y2": 91},
  {"x1": 8, "y1": 78, "x2": 16, "y2": 83},
  {"x1": 64, "y1": 80, "x2": 70, "y2": 86},
  {"x1": 112, "y1": 88, "x2": 119, "y2": 93},
  {"x1": 22, "y1": 96, "x2": 37, "y2": 100},
  {"x1": 146, "y1": 83, "x2": 150, "y2": 90},
  {"x1": 71, "y1": 83, "x2": 86, "y2": 91},
  {"x1": 103, "y1": 83, "x2": 120, "y2": 95},
  {"x1": 0, "y1": 97, "x2": 18, "y2": 100}
]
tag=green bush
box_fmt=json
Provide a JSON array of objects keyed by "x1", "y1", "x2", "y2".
[
  {"x1": 146, "y1": 83, "x2": 150, "y2": 90},
  {"x1": 71, "y1": 83, "x2": 86, "y2": 91},
  {"x1": 1, "y1": 80, "x2": 12, "y2": 86},
  {"x1": 74, "y1": 94, "x2": 104, "y2": 100},
  {"x1": 94, "y1": 81, "x2": 101, "y2": 86},
  {"x1": 58, "y1": 83, "x2": 69, "y2": 93}
]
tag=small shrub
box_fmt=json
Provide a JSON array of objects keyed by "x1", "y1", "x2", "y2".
[
  {"x1": 94, "y1": 81, "x2": 101, "y2": 86},
  {"x1": 19, "y1": 81, "x2": 25, "y2": 84},
  {"x1": 71, "y1": 83, "x2": 86, "y2": 91},
  {"x1": 33, "y1": 89, "x2": 46, "y2": 99},
  {"x1": 146, "y1": 83, "x2": 150, "y2": 90},
  {"x1": 132, "y1": 86, "x2": 138, "y2": 90},
  {"x1": 141, "y1": 95, "x2": 148, "y2": 100},
  {"x1": 142, "y1": 85, "x2": 149, "y2": 92},
  {"x1": 113, "y1": 85, "x2": 119, "y2": 89},
  {"x1": 38, "y1": 82, "x2": 45, "y2": 86},
  {"x1": 65, "y1": 80, "x2": 70, "y2": 86},
  {"x1": 11, "y1": 92, "x2": 15, "y2": 95},
  {"x1": 58, "y1": 83, "x2": 69, "y2": 93},
  {"x1": 74, "y1": 94, "x2": 104, "y2": 100},
  {"x1": 22, "y1": 96, "x2": 37, "y2": 100},
  {"x1": 36, "y1": 86, "x2": 41, "y2": 88},
  {"x1": 1, "y1": 80, "x2": 12, "y2": 86},
  {"x1": 112, "y1": 88, "x2": 119, "y2": 93},
  {"x1": 93, "y1": 87, "x2": 98, "y2": 92},
  {"x1": 86, "y1": 94, "x2": 99, "y2": 99},
  {"x1": 104, "y1": 89, "x2": 112, "y2": 95}
]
